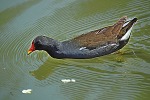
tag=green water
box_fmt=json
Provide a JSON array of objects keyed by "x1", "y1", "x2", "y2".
[{"x1": 0, "y1": 0, "x2": 150, "y2": 100}]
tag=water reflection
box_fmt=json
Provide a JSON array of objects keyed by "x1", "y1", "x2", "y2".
[
  {"x1": 30, "y1": 58, "x2": 64, "y2": 80},
  {"x1": 31, "y1": 57, "x2": 149, "y2": 100}
]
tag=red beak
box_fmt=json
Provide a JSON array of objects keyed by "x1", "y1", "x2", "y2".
[{"x1": 28, "y1": 42, "x2": 35, "y2": 55}]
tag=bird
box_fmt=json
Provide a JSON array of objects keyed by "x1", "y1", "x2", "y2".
[{"x1": 27, "y1": 16, "x2": 137, "y2": 59}]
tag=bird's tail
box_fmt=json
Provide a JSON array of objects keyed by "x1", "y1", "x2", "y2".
[{"x1": 118, "y1": 17, "x2": 138, "y2": 41}]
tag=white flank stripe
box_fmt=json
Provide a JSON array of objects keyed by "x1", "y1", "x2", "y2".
[
  {"x1": 123, "y1": 21, "x2": 130, "y2": 27},
  {"x1": 79, "y1": 47, "x2": 86, "y2": 50},
  {"x1": 120, "y1": 26, "x2": 133, "y2": 41}
]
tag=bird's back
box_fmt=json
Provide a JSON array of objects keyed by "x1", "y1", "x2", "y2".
[{"x1": 71, "y1": 16, "x2": 127, "y2": 48}]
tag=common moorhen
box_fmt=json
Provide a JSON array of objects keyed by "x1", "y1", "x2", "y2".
[{"x1": 28, "y1": 16, "x2": 137, "y2": 59}]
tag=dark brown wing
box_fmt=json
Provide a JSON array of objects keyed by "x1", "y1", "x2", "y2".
[{"x1": 72, "y1": 16, "x2": 127, "y2": 48}]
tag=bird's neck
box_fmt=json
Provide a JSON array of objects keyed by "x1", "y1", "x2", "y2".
[{"x1": 42, "y1": 38, "x2": 60, "y2": 56}]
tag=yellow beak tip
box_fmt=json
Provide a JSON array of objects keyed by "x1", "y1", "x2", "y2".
[{"x1": 27, "y1": 51, "x2": 32, "y2": 55}]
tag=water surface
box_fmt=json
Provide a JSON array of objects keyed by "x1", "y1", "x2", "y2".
[{"x1": 0, "y1": 0, "x2": 150, "y2": 100}]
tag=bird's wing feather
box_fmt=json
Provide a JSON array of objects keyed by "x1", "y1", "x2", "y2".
[{"x1": 72, "y1": 16, "x2": 127, "y2": 48}]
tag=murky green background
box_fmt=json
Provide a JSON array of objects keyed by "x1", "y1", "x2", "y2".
[{"x1": 0, "y1": 0, "x2": 150, "y2": 100}]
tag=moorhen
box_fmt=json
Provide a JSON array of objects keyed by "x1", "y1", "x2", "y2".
[{"x1": 28, "y1": 16, "x2": 137, "y2": 59}]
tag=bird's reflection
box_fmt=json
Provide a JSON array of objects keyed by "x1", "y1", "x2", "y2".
[{"x1": 29, "y1": 58, "x2": 65, "y2": 80}]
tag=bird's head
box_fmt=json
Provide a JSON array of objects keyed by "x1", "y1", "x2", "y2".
[{"x1": 27, "y1": 36, "x2": 49, "y2": 55}]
